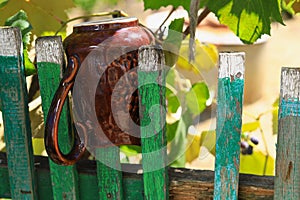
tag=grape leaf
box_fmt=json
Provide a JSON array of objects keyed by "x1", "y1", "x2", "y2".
[
  {"x1": 241, "y1": 121, "x2": 260, "y2": 133},
  {"x1": 73, "y1": 0, "x2": 97, "y2": 12},
  {"x1": 168, "y1": 118, "x2": 187, "y2": 167},
  {"x1": 166, "y1": 88, "x2": 180, "y2": 113},
  {"x1": 0, "y1": 0, "x2": 8, "y2": 8},
  {"x1": 163, "y1": 18, "x2": 184, "y2": 67},
  {"x1": 0, "y1": 0, "x2": 75, "y2": 35},
  {"x1": 24, "y1": 50, "x2": 36, "y2": 76},
  {"x1": 5, "y1": 10, "x2": 32, "y2": 46},
  {"x1": 143, "y1": 0, "x2": 192, "y2": 12},
  {"x1": 272, "y1": 97, "x2": 279, "y2": 135},
  {"x1": 185, "y1": 133, "x2": 201, "y2": 163},
  {"x1": 5, "y1": 10, "x2": 36, "y2": 75},
  {"x1": 186, "y1": 82, "x2": 209, "y2": 115},
  {"x1": 240, "y1": 150, "x2": 275, "y2": 175},
  {"x1": 199, "y1": 130, "x2": 216, "y2": 156},
  {"x1": 119, "y1": 145, "x2": 142, "y2": 157},
  {"x1": 205, "y1": 0, "x2": 284, "y2": 44}
]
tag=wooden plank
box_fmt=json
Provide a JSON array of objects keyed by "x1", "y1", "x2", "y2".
[
  {"x1": 96, "y1": 147, "x2": 124, "y2": 199},
  {"x1": 274, "y1": 67, "x2": 300, "y2": 199},
  {"x1": 36, "y1": 36, "x2": 80, "y2": 199},
  {"x1": 0, "y1": 27, "x2": 38, "y2": 199},
  {"x1": 214, "y1": 52, "x2": 245, "y2": 200},
  {"x1": 0, "y1": 152, "x2": 274, "y2": 199},
  {"x1": 138, "y1": 46, "x2": 168, "y2": 199}
]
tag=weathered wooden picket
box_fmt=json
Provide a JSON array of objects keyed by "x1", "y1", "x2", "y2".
[{"x1": 0, "y1": 27, "x2": 299, "y2": 199}]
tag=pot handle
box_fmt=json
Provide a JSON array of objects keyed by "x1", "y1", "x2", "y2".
[{"x1": 45, "y1": 55, "x2": 86, "y2": 165}]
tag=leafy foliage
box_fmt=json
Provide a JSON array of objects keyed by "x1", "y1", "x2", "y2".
[
  {"x1": 143, "y1": 0, "x2": 194, "y2": 13},
  {"x1": 205, "y1": 0, "x2": 284, "y2": 44},
  {"x1": 0, "y1": 0, "x2": 75, "y2": 35},
  {"x1": 0, "y1": 0, "x2": 8, "y2": 8},
  {"x1": 177, "y1": 39, "x2": 218, "y2": 73},
  {"x1": 4, "y1": 10, "x2": 36, "y2": 75},
  {"x1": 163, "y1": 18, "x2": 184, "y2": 67},
  {"x1": 272, "y1": 98, "x2": 279, "y2": 135},
  {"x1": 240, "y1": 150, "x2": 275, "y2": 175},
  {"x1": 186, "y1": 82, "x2": 209, "y2": 115},
  {"x1": 73, "y1": 0, "x2": 97, "y2": 12},
  {"x1": 5, "y1": 10, "x2": 32, "y2": 46},
  {"x1": 143, "y1": 0, "x2": 284, "y2": 44}
]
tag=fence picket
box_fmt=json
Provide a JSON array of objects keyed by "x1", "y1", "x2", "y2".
[
  {"x1": 96, "y1": 147, "x2": 124, "y2": 200},
  {"x1": 36, "y1": 36, "x2": 80, "y2": 199},
  {"x1": 0, "y1": 27, "x2": 37, "y2": 199},
  {"x1": 274, "y1": 67, "x2": 300, "y2": 199},
  {"x1": 138, "y1": 46, "x2": 168, "y2": 199},
  {"x1": 214, "y1": 52, "x2": 245, "y2": 200}
]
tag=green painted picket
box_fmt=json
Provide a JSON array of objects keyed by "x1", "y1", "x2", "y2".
[
  {"x1": 213, "y1": 52, "x2": 245, "y2": 200},
  {"x1": 0, "y1": 26, "x2": 38, "y2": 199},
  {"x1": 36, "y1": 36, "x2": 80, "y2": 200},
  {"x1": 0, "y1": 26, "x2": 299, "y2": 200}
]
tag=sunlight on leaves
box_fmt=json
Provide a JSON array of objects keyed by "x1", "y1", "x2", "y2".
[
  {"x1": 241, "y1": 121, "x2": 260, "y2": 133},
  {"x1": 0, "y1": 0, "x2": 75, "y2": 35},
  {"x1": 143, "y1": 0, "x2": 195, "y2": 13},
  {"x1": 119, "y1": 145, "x2": 142, "y2": 157},
  {"x1": 186, "y1": 82, "x2": 209, "y2": 115},
  {"x1": 240, "y1": 150, "x2": 275, "y2": 175},
  {"x1": 176, "y1": 39, "x2": 218, "y2": 74},
  {"x1": 186, "y1": 133, "x2": 201, "y2": 163},
  {"x1": 205, "y1": 0, "x2": 284, "y2": 44},
  {"x1": 163, "y1": 18, "x2": 184, "y2": 67},
  {"x1": 200, "y1": 130, "x2": 216, "y2": 156},
  {"x1": 272, "y1": 97, "x2": 279, "y2": 135}
]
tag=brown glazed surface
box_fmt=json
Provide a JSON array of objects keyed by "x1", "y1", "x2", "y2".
[{"x1": 64, "y1": 17, "x2": 154, "y2": 147}]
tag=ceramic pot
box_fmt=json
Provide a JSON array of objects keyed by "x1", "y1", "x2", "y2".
[{"x1": 45, "y1": 17, "x2": 155, "y2": 165}]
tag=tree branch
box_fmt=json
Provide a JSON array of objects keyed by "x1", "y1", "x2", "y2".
[{"x1": 183, "y1": 7, "x2": 211, "y2": 38}]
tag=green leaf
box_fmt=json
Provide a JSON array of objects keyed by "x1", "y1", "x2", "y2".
[
  {"x1": 143, "y1": 0, "x2": 192, "y2": 12},
  {"x1": 166, "y1": 120, "x2": 179, "y2": 142},
  {"x1": 168, "y1": 118, "x2": 187, "y2": 167},
  {"x1": 24, "y1": 50, "x2": 36, "y2": 76},
  {"x1": 240, "y1": 150, "x2": 275, "y2": 175},
  {"x1": 0, "y1": 0, "x2": 75, "y2": 35},
  {"x1": 186, "y1": 133, "x2": 201, "y2": 162},
  {"x1": 186, "y1": 82, "x2": 209, "y2": 115},
  {"x1": 4, "y1": 10, "x2": 32, "y2": 46},
  {"x1": 73, "y1": 0, "x2": 97, "y2": 12},
  {"x1": 119, "y1": 145, "x2": 142, "y2": 157},
  {"x1": 205, "y1": 0, "x2": 284, "y2": 44},
  {"x1": 199, "y1": 130, "x2": 216, "y2": 155},
  {"x1": 5, "y1": 9, "x2": 28, "y2": 24},
  {"x1": 241, "y1": 121, "x2": 260, "y2": 133},
  {"x1": 166, "y1": 88, "x2": 180, "y2": 113},
  {"x1": 0, "y1": 0, "x2": 8, "y2": 8},
  {"x1": 32, "y1": 138, "x2": 45, "y2": 155},
  {"x1": 272, "y1": 97, "x2": 279, "y2": 135},
  {"x1": 163, "y1": 18, "x2": 184, "y2": 67}
]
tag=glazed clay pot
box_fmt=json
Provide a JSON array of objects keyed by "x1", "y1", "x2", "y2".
[{"x1": 45, "y1": 17, "x2": 155, "y2": 165}]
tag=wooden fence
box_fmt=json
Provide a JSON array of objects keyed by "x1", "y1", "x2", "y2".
[{"x1": 0, "y1": 27, "x2": 299, "y2": 199}]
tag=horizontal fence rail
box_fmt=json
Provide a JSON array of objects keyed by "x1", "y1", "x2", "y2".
[{"x1": 0, "y1": 152, "x2": 274, "y2": 199}]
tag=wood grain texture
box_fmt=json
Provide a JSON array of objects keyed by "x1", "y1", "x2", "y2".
[
  {"x1": 0, "y1": 27, "x2": 37, "y2": 199},
  {"x1": 214, "y1": 52, "x2": 245, "y2": 200},
  {"x1": 36, "y1": 36, "x2": 80, "y2": 200},
  {"x1": 274, "y1": 67, "x2": 300, "y2": 199},
  {"x1": 96, "y1": 147, "x2": 124, "y2": 200},
  {"x1": 138, "y1": 46, "x2": 168, "y2": 199},
  {"x1": 0, "y1": 153, "x2": 275, "y2": 199}
]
